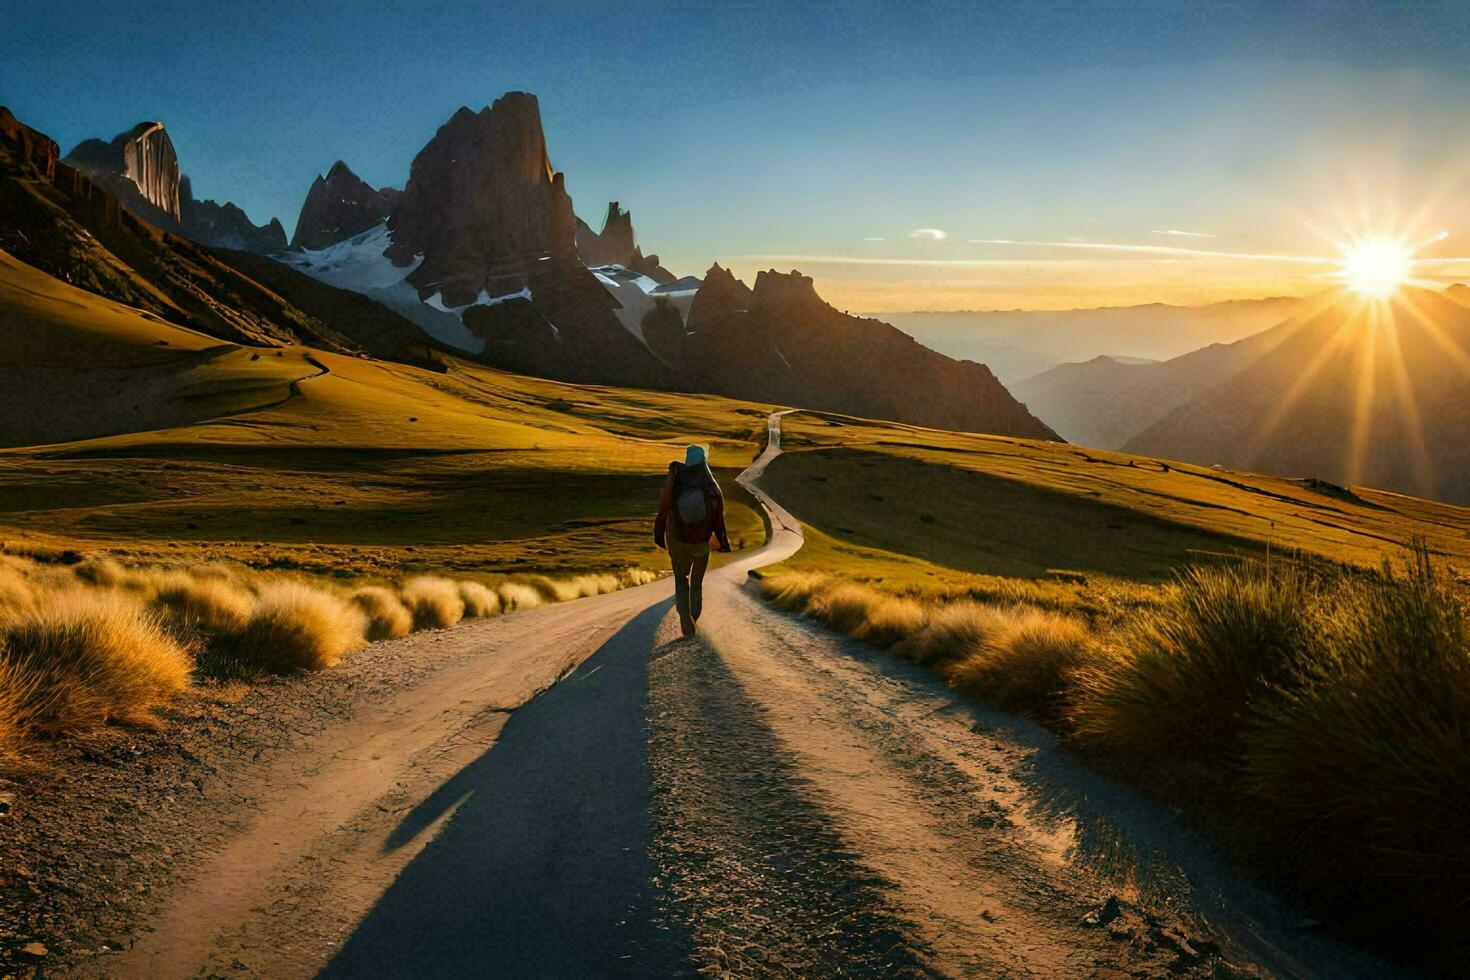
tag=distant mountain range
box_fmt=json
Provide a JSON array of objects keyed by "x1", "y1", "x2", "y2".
[
  {"x1": 3, "y1": 95, "x2": 1055, "y2": 441},
  {"x1": 884, "y1": 298, "x2": 1303, "y2": 384},
  {"x1": 1124, "y1": 289, "x2": 1470, "y2": 504},
  {"x1": 1017, "y1": 290, "x2": 1470, "y2": 504}
]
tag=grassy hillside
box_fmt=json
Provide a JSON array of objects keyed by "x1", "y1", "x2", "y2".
[
  {"x1": 0, "y1": 250, "x2": 323, "y2": 446},
  {"x1": 764, "y1": 409, "x2": 1470, "y2": 592},
  {"x1": 0, "y1": 300, "x2": 773, "y2": 578}
]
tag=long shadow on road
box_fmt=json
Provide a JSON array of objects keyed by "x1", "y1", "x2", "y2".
[{"x1": 321, "y1": 598, "x2": 689, "y2": 979}]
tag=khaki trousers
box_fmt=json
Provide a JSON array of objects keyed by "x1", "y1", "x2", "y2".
[{"x1": 667, "y1": 537, "x2": 711, "y2": 623}]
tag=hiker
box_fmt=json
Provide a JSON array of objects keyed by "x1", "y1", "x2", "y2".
[{"x1": 654, "y1": 444, "x2": 732, "y2": 636}]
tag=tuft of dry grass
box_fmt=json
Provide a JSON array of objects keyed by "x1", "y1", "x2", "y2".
[
  {"x1": 0, "y1": 563, "x2": 34, "y2": 623},
  {"x1": 891, "y1": 601, "x2": 1017, "y2": 667},
  {"x1": 151, "y1": 574, "x2": 256, "y2": 634},
  {"x1": 227, "y1": 582, "x2": 365, "y2": 674},
  {"x1": 937, "y1": 608, "x2": 1094, "y2": 718},
  {"x1": 758, "y1": 571, "x2": 831, "y2": 612},
  {"x1": 352, "y1": 586, "x2": 414, "y2": 640},
  {"x1": 496, "y1": 581, "x2": 543, "y2": 612},
  {"x1": 1068, "y1": 563, "x2": 1315, "y2": 762},
  {"x1": 1245, "y1": 549, "x2": 1470, "y2": 931},
  {"x1": 458, "y1": 581, "x2": 501, "y2": 618},
  {"x1": 760, "y1": 572, "x2": 1092, "y2": 717},
  {"x1": 0, "y1": 587, "x2": 191, "y2": 734},
  {"x1": 399, "y1": 576, "x2": 465, "y2": 630}
]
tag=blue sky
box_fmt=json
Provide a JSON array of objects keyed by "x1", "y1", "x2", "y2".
[{"x1": 4, "y1": 1, "x2": 1469, "y2": 309}]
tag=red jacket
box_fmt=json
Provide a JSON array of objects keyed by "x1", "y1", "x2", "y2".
[{"x1": 655, "y1": 462, "x2": 731, "y2": 548}]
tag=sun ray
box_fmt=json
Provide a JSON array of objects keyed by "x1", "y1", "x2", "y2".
[
  {"x1": 1243, "y1": 299, "x2": 1361, "y2": 465},
  {"x1": 1344, "y1": 302, "x2": 1381, "y2": 486},
  {"x1": 1378, "y1": 298, "x2": 1438, "y2": 497},
  {"x1": 1395, "y1": 291, "x2": 1470, "y2": 377}
]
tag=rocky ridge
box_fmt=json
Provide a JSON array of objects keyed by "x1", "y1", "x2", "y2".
[{"x1": 290, "y1": 161, "x2": 400, "y2": 251}]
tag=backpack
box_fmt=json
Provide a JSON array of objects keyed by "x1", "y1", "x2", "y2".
[{"x1": 676, "y1": 484, "x2": 710, "y2": 525}]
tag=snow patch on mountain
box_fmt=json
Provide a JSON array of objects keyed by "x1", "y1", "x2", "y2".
[
  {"x1": 425, "y1": 285, "x2": 533, "y2": 314},
  {"x1": 273, "y1": 222, "x2": 488, "y2": 353},
  {"x1": 277, "y1": 223, "x2": 415, "y2": 293},
  {"x1": 591, "y1": 264, "x2": 697, "y2": 347}
]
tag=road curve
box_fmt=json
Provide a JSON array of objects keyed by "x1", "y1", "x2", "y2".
[{"x1": 103, "y1": 413, "x2": 1401, "y2": 979}]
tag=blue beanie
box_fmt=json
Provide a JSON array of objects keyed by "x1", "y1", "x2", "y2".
[{"x1": 684, "y1": 444, "x2": 707, "y2": 466}]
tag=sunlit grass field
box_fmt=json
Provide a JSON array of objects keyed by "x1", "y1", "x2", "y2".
[
  {"x1": 763, "y1": 409, "x2": 1470, "y2": 590},
  {"x1": 0, "y1": 350, "x2": 771, "y2": 579}
]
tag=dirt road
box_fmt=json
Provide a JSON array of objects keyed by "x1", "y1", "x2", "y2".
[{"x1": 81, "y1": 413, "x2": 1399, "y2": 978}]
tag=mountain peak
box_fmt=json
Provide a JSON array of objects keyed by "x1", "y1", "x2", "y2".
[
  {"x1": 753, "y1": 268, "x2": 822, "y2": 310},
  {"x1": 291, "y1": 159, "x2": 399, "y2": 251},
  {"x1": 385, "y1": 92, "x2": 573, "y2": 304},
  {"x1": 63, "y1": 119, "x2": 181, "y2": 221}
]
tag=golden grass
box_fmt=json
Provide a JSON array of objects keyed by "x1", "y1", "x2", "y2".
[
  {"x1": 761, "y1": 546, "x2": 1470, "y2": 957},
  {"x1": 399, "y1": 576, "x2": 465, "y2": 630},
  {"x1": 229, "y1": 582, "x2": 366, "y2": 674},
  {"x1": 352, "y1": 586, "x2": 413, "y2": 641},
  {"x1": 936, "y1": 608, "x2": 1093, "y2": 718},
  {"x1": 0, "y1": 562, "x2": 33, "y2": 622},
  {"x1": 1068, "y1": 563, "x2": 1317, "y2": 761},
  {"x1": 0, "y1": 587, "x2": 191, "y2": 734},
  {"x1": 151, "y1": 574, "x2": 256, "y2": 634},
  {"x1": 494, "y1": 581, "x2": 541, "y2": 612},
  {"x1": 457, "y1": 581, "x2": 501, "y2": 618},
  {"x1": 1244, "y1": 550, "x2": 1470, "y2": 937},
  {"x1": 0, "y1": 550, "x2": 659, "y2": 747},
  {"x1": 759, "y1": 573, "x2": 1091, "y2": 715}
]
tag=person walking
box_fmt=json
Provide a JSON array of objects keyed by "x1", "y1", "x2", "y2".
[{"x1": 654, "y1": 444, "x2": 732, "y2": 636}]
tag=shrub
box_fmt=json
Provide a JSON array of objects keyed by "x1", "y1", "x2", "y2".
[
  {"x1": 496, "y1": 581, "x2": 543, "y2": 612},
  {"x1": 71, "y1": 558, "x2": 132, "y2": 588},
  {"x1": 938, "y1": 608, "x2": 1094, "y2": 718},
  {"x1": 758, "y1": 572, "x2": 830, "y2": 612},
  {"x1": 457, "y1": 581, "x2": 501, "y2": 618},
  {"x1": 1069, "y1": 562, "x2": 1315, "y2": 761},
  {"x1": 0, "y1": 564, "x2": 33, "y2": 623},
  {"x1": 152, "y1": 575, "x2": 256, "y2": 634},
  {"x1": 891, "y1": 601, "x2": 1016, "y2": 667},
  {"x1": 0, "y1": 587, "x2": 191, "y2": 734},
  {"x1": 1245, "y1": 549, "x2": 1470, "y2": 917},
  {"x1": 228, "y1": 582, "x2": 365, "y2": 674},
  {"x1": 617, "y1": 568, "x2": 659, "y2": 588},
  {"x1": 399, "y1": 576, "x2": 464, "y2": 629},
  {"x1": 352, "y1": 586, "x2": 413, "y2": 640}
]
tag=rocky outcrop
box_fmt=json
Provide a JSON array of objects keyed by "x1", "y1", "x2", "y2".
[
  {"x1": 180, "y1": 176, "x2": 287, "y2": 253},
  {"x1": 575, "y1": 201, "x2": 672, "y2": 281},
  {"x1": 290, "y1": 161, "x2": 400, "y2": 251},
  {"x1": 1, "y1": 107, "x2": 431, "y2": 360},
  {"x1": 0, "y1": 107, "x2": 57, "y2": 179},
  {"x1": 62, "y1": 119, "x2": 285, "y2": 254},
  {"x1": 65, "y1": 121, "x2": 181, "y2": 222},
  {"x1": 386, "y1": 93, "x2": 578, "y2": 307},
  {"x1": 687, "y1": 262, "x2": 753, "y2": 325},
  {"x1": 676, "y1": 267, "x2": 1060, "y2": 440},
  {"x1": 575, "y1": 201, "x2": 635, "y2": 264}
]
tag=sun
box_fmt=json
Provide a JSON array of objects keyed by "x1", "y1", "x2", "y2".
[{"x1": 1336, "y1": 236, "x2": 1413, "y2": 298}]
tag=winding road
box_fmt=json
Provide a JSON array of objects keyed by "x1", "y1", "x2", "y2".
[{"x1": 103, "y1": 413, "x2": 1401, "y2": 979}]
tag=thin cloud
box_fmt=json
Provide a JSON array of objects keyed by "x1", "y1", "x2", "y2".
[
  {"x1": 970, "y1": 239, "x2": 1334, "y2": 265},
  {"x1": 1153, "y1": 228, "x2": 1218, "y2": 238},
  {"x1": 863, "y1": 236, "x2": 887, "y2": 241},
  {"x1": 733, "y1": 254, "x2": 1103, "y2": 267},
  {"x1": 908, "y1": 228, "x2": 947, "y2": 240}
]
